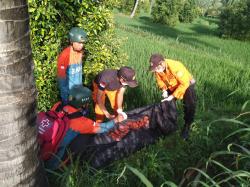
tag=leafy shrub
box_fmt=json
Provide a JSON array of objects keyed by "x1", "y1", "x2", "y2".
[
  {"x1": 219, "y1": 0, "x2": 250, "y2": 40},
  {"x1": 151, "y1": 0, "x2": 184, "y2": 26},
  {"x1": 28, "y1": 0, "x2": 123, "y2": 111},
  {"x1": 117, "y1": 0, "x2": 135, "y2": 14},
  {"x1": 117, "y1": 0, "x2": 151, "y2": 16},
  {"x1": 179, "y1": 0, "x2": 199, "y2": 23},
  {"x1": 140, "y1": 0, "x2": 151, "y2": 14}
]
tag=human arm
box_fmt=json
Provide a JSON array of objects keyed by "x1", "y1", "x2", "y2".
[
  {"x1": 69, "y1": 116, "x2": 114, "y2": 134},
  {"x1": 155, "y1": 73, "x2": 168, "y2": 91},
  {"x1": 57, "y1": 48, "x2": 70, "y2": 104},
  {"x1": 116, "y1": 87, "x2": 126, "y2": 112},
  {"x1": 97, "y1": 89, "x2": 115, "y2": 119}
]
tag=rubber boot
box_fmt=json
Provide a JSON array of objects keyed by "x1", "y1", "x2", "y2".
[{"x1": 181, "y1": 125, "x2": 190, "y2": 141}]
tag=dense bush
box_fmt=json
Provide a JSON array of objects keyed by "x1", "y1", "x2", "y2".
[
  {"x1": 151, "y1": 0, "x2": 198, "y2": 26},
  {"x1": 141, "y1": 0, "x2": 151, "y2": 13},
  {"x1": 151, "y1": 0, "x2": 184, "y2": 26},
  {"x1": 179, "y1": 0, "x2": 199, "y2": 23},
  {"x1": 117, "y1": 0, "x2": 135, "y2": 14},
  {"x1": 28, "y1": 0, "x2": 123, "y2": 111},
  {"x1": 219, "y1": 0, "x2": 250, "y2": 40}
]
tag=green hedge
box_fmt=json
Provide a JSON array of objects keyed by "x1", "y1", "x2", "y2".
[
  {"x1": 219, "y1": 0, "x2": 250, "y2": 40},
  {"x1": 28, "y1": 0, "x2": 123, "y2": 111}
]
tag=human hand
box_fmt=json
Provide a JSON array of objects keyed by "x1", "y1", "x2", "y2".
[
  {"x1": 165, "y1": 95, "x2": 174, "y2": 101},
  {"x1": 104, "y1": 112, "x2": 115, "y2": 119},
  {"x1": 161, "y1": 95, "x2": 174, "y2": 102},
  {"x1": 114, "y1": 112, "x2": 127, "y2": 123},
  {"x1": 116, "y1": 108, "x2": 123, "y2": 114},
  {"x1": 162, "y1": 90, "x2": 168, "y2": 98}
]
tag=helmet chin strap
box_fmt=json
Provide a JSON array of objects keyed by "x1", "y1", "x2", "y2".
[{"x1": 71, "y1": 46, "x2": 83, "y2": 53}]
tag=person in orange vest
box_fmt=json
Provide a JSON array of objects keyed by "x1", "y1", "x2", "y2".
[
  {"x1": 92, "y1": 66, "x2": 138, "y2": 122},
  {"x1": 149, "y1": 53, "x2": 196, "y2": 140}
]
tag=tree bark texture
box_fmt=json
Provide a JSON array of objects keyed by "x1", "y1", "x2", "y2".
[{"x1": 0, "y1": 0, "x2": 48, "y2": 186}]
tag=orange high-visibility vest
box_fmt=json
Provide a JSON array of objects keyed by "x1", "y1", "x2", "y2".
[{"x1": 155, "y1": 59, "x2": 194, "y2": 99}]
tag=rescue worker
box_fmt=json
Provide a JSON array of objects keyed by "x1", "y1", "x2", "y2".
[
  {"x1": 149, "y1": 53, "x2": 196, "y2": 140},
  {"x1": 92, "y1": 66, "x2": 138, "y2": 122},
  {"x1": 45, "y1": 85, "x2": 125, "y2": 169},
  {"x1": 57, "y1": 27, "x2": 87, "y2": 105}
]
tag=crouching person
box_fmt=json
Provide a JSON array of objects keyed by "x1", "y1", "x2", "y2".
[{"x1": 37, "y1": 85, "x2": 124, "y2": 170}]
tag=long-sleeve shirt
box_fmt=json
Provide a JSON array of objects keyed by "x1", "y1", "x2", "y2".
[
  {"x1": 155, "y1": 59, "x2": 193, "y2": 99},
  {"x1": 46, "y1": 102, "x2": 115, "y2": 169},
  {"x1": 57, "y1": 46, "x2": 83, "y2": 104}
]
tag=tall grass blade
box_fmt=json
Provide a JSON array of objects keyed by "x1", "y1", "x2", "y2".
[
  {"x1": 227, "y1": 143, "x2": 250, "y2": 155},
  {"x1": 187, "y1": 167, "x2": 219, "y2": 187},
  {"x1": 241, "y1": 100, "x2": 250, "y2": 112},
  {"x1": 223, "y1": 128, "x2": 250, "y2": 141},
  {"x1": 188, "y1": 180, "x2": 211, "y2": 187},
  {"x1": 116, "y1": 166, "x2": 127, "y2": 184},
  {"x1": 226, "y1": 89, "x2": 240, "y2": 98},
  {"x1": 126, "y1": 165, "x2": 154, "y2": 187},
  {"x1": 160, "y1": 181, "x2": 178, "y2": 187}
]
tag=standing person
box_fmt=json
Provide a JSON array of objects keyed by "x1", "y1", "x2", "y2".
[
  {"x1": 57, "y1": 27, "x2": 87, "y2": 105},
  {"x1": 149, "y1": 53, "x2": 196, "y2": 140},
  {"x1": 92, "y1": 66, "x2": 138, "y2": 122}
]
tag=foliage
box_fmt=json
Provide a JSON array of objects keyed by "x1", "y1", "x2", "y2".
[
  {"x1": 151, "y1": 0, "x2": 184, "y2": 26},
  {"x1": 28, "y1": 0, "x2": 123, "y2": 111},
  {"x1": 179, "y1": 0, "x2": 199, "y2": 23},
  {"x1": 117, "y1": 0, "x2": 151, "y2": 16},
  {"x1": 204, "y1": 0, "x2": 223, "y2": 17},
  {"x1": 219, "y1": 0, "x2": 250, "y2": 40},
  {"x1": 196, "y1": 0, "x2": 213, "y2": 15},
  {"x1": 117, "y1": 0, "x2": 135, "y2": 14},
  {"x1": 151, "y1": 0, "x2": 199, "y2": 26},
  {"x1": 140, "y1": 0, "x2": 151, "y2": 14}
]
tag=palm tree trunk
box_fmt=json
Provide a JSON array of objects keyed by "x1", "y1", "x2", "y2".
[
  {"x1": 150, "y1": 0, "x2": 155, "y2": 14},
  {"x1": 130, "y1": 0, "x2": 140, "y2": 18},
  {"x1": 0, "y1": 0, "x2": 48, "y2": 186}
]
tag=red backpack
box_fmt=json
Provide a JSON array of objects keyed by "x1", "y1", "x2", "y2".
[{"x1": 37, "y1": 104, "x2": 70, "y2": 160}]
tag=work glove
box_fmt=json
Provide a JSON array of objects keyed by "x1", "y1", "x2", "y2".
[
  {"x1": 117, "y1": 109, "x2": 127, "y2": 120},
  {"x1": 165, "y1": 95, "x2": 174, "y2": 101},
  {"x1": 161, "y1": 95, "x2": 174, "y2": 102},
  {"x1": 162, "y1": 90, "x2": 169, "y2": 98}
]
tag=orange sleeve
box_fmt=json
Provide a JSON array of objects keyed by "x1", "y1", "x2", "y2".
[
  {"x1": 155, "y1": 73, "x2": 168, "y2": 91},
  {"x1": 69, "y1": 117, "x2": 101, "y2": 134},
  {"x1": 57, "y1": 47, "x2": 70, "y2": 78},
  {"x1": 171, "y1": 70, "x2": 190, "y2": 100}
]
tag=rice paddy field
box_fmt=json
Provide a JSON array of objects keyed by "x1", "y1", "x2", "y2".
[{"x1": 51, "y1": 13, "x2": 250, "y2": 186}]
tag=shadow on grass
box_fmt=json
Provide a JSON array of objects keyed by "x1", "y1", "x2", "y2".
[
  {"x1": 198, "y1": 80, "x2": 249, "y2": 115},
  {"x1": 119, "y1": 15, "x2": 220, "y2": 51}
]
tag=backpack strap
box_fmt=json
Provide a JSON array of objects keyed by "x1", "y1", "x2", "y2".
[
  {"x1": 67, "y1": 111, "x2": 83, "y2": 119},
  {"x1": 55, "y1": 103, "x2": 63, "y2": 112},
  {"x1": 58, "y1": 104, "x2": 83, "y2": 119}
]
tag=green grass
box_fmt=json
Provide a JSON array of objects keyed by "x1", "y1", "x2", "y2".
[
  {"x1": 115, "y1": 15, "x2": 250, "y2": 111},
  {"x1": 113, "y1": 14, "x2": 250, "y2": 186},
  {"x1": 50, "y1": 14, "x2": 250, "y2": 186}
]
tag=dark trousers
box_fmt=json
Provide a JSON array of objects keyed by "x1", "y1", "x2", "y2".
[
  {"x1": 169, "y1": 84, "x2": 196, "y2": 128},
  {"x1": 183, "y1": 84, "x2": 196, "y2": 128}
]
